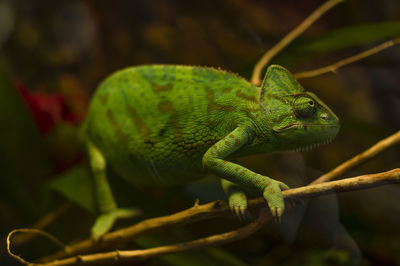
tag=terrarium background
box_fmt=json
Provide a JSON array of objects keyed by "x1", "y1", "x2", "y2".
[{"x1": 1, "y1": 0, "x2": 399, "y2": 265}]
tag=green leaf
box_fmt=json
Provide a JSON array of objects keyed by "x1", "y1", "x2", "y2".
[
  {"x1": 0, "y1": 68, "x2": 52, "y2": 223},
  {"x1": 49, "y1": 163, "x2": 96, "y2": 213}
]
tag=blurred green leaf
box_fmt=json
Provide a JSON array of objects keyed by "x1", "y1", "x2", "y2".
[
  {"x1": 0, "y1": 68, "x2": 52, "y2": 223},
  {"x1": 49, "y1": 163, "x2": 95, "y2": 213},
  {"x1": 274, "y1": 21, "x2": 400, "y2": 67}
]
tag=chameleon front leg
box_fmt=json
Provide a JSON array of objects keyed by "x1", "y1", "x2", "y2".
[
  {"x1": 203, "y1": 127, "x2": 289, "y2": 220},
  {"x1": 87, "y1": 141, "x2": 141, "y2": 239}
]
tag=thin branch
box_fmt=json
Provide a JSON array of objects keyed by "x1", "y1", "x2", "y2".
[
  {"x1": 294, "y1": 38, "x2": 400, "y2": 79},
  {"x1": 35, "y1": 211, "x2": 271, "y2": 266},
  {"x1": 10, "y1": 203, "x2": 71, "y2": 247},
  {"x1": 311, "y1": 130, "x2": 400, "y2": 184},
  {"x1": 250, "y1": 0, "x2": 342, "y2": 85},
  {"x1": 33, "y1": 168, "x2": 400, "y2": 265},
  {"x1": 7, "y1": 229, "x2": 65, "y2": 266},
  {"x1": 37, "y1": 199, "x2": 232, "y2": 263}
]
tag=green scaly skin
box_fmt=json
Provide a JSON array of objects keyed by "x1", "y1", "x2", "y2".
[{"x1": 82, "y1": 64, "x2": 340, "y2": 239}]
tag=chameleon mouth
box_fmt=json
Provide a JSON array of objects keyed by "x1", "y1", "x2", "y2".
[
  {"x1": 274, "y1": 123, "x2": 339, "y2": 132},
  {"x1": 293, "y1": 137, "x2": 335, "y2": 152}
]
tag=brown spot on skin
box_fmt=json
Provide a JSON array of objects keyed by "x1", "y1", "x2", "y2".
[
  {"x1": 99, "y1": 93, "x2": 108, "y2": 104},
  {"x1": 236, "y1": 90, "x2": 258, "y2": 103},
  {"x1": 241, "y1": 169, "x2": 247, "y2": 175},
  {"x1": 254, "y1": 179, "x2": 261, "y2": 184},
  {"x1": 107, "y1": 110, "x2": 127, "y2": 145},
  {"x1": 206, "y1": 119, "x2": 221, "y2": 127},
  {"x1": 224, "y1": 140, "x2": 230, "y2": 146},
  {"x1": 205, "y1": 87, "x2": 236, "y2": 113},
  {"x1": 107, "y1": 110, "x2": 136, "y2": 162},
  {"x1": 126, "y1": 104, "x2": 152, "y2": 137},
  {"x1": 158, "y1": 101, "x2": 184, "y2": 144},
  {"x1": 268, "y1": 187, "x2": 275, "y2": 194},
  {"x1": 235, "y1": 139, "x2": 241, "y2": 147},
  {"x1": 235, "y1": 167, "x2": 240, "y2": 171},
  {"x1": 222, "y1": 87, "x2": 233, "y2": 93},
  {"x1": 222, "y1": 160, "x2": 227, "y2": 164},
  {"x1": 151, "y1": 82, "x2": 173, "y2": 92},
  {"x1": 229, "y1": 134, "x2": 234, "y2": 138}
]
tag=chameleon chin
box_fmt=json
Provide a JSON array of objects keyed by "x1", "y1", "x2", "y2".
[{"x1": 81, "y1": 64, "x2": 340, "y2": 239}]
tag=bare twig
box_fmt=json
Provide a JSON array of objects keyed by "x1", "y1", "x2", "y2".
[
  {"x1": 7, "y1": 229, "x2": 65, "y2": 265},
  {"x1": 311, "y1": 131, "x2": 400, "y2": 184},
  {"x1": 10, "y1": 203, "x2": 71, "y2": 247},
  {"x1": 294, "y1": 38, "x2": 400, "y2": 79},
  {"x1": 31, "y1": 168, "x2": 400, "y2": 265},
  {"x1": 33, "y1": 211, "x2": 271, "y2": 266},
  {"x1": 37, "y1": 200, "x2": 231, "y2": 263},
  {"x1": 250, "y1": 0, "x2": 342, "y2": 85}
]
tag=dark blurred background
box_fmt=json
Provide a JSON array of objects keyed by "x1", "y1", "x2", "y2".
[{"x1": 0, "y1": 0, "x2": 399, "y2": 265}]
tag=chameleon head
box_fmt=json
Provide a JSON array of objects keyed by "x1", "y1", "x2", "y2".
[{"x1": 259, "y1": 65, "x2": 340, "y2": 151}]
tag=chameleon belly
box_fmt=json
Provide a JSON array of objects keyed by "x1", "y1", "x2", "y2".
[{"x1": 83, "y1": 65, "x2": 260, "y2": 185}]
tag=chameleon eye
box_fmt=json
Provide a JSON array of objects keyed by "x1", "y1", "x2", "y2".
[{"x1": 294, "y1": 96, "x2": 316, "y2": 119}]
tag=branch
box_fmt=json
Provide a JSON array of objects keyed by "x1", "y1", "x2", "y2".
[
  {"x1": 30, "y1": 168, "x2": 400, "y2": 265},
  {"x1": 33, "y1": 211, "x2": 271, "y2": 266},
  {"x1": 311, "y1": 130, "x2": 400, "y2": 184},
  {"x1": 10, "y1": 204, "x2": 71, "y2": 247},
  {"x1": 250, "y1": 0, "x2": 342, "y2": 85},
  {"x1": 293, "y1": 38, "x2": 400, "y2": 80}
]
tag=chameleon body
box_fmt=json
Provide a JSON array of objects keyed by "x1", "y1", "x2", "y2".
[{"x1": 82, "y1": 64, "x2": 340, "y2": 238}]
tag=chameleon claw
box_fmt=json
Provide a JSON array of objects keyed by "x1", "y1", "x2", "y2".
[
  {"x1": 239, "y1": 206, "x2": 247, "y2": 221},
  {"x1": 234, "y1": 206, "x2": 241, "y2": 220}
]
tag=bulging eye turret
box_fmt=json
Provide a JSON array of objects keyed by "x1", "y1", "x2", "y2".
[{"x1": 294, "y1": 96, "x2": 316, "y2": 119}]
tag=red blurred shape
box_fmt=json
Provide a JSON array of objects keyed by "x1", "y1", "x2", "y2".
[{"x1": 15, "y1": 82, "x2": 79, "y2": 135}]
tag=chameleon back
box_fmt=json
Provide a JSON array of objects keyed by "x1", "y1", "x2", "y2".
[{"x1": 83, "y1": 65, "x2": 260, "y2": 185}]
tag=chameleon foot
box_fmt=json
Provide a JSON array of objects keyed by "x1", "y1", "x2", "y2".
[
  {"x1": 263, "y1": 180, "x2": 289, "y2": 223},
  {"x1": 91, "y1": 207, "x2": 142, "y2": 240},
  {"x1": 228, "y1": 191, "x2": 249, "y2": 221}
]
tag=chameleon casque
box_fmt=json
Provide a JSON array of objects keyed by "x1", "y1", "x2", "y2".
[{"x1": 82, "y1": 64, "x2": 340, "y2": 238}]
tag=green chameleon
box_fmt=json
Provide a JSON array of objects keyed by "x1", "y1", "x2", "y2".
[{"x1": 81, "y1": 64, "x2": 340, "y2": 238}]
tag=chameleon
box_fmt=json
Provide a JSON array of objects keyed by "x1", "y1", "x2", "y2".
[{"x1": 81, "y1": 64, "x2": 340, "y2": 238}]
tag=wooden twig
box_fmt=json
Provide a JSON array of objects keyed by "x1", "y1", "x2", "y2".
[
  {"x1": 7, "y1": 229, "x2": 65, "y2": 266},
  {"x1": 250, "y1": 0, "x2": 342, "y2": 85},
  {"x1": 32, "y1": 211, "x2": 271, "y2": 266},
  {"x1": 37, "y1": 200, "x2": 232, "y2": 263},
  {"x1": 294, "y1": 38, "x2": 400, "y2": 79},
  {"x1": 10, "y1": 203, "x2": 71, "y2": 247},
  {"x1": 311, "y1": 130, "x2": 400, "y2": 184},
  {"x1": 30, "y1": 168, "x2": 400, "y2": 265}
]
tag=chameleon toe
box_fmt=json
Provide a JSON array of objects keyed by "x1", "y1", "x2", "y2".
[{"x1": 91, "y1": 207, "x2": 142, "y2": 240}]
